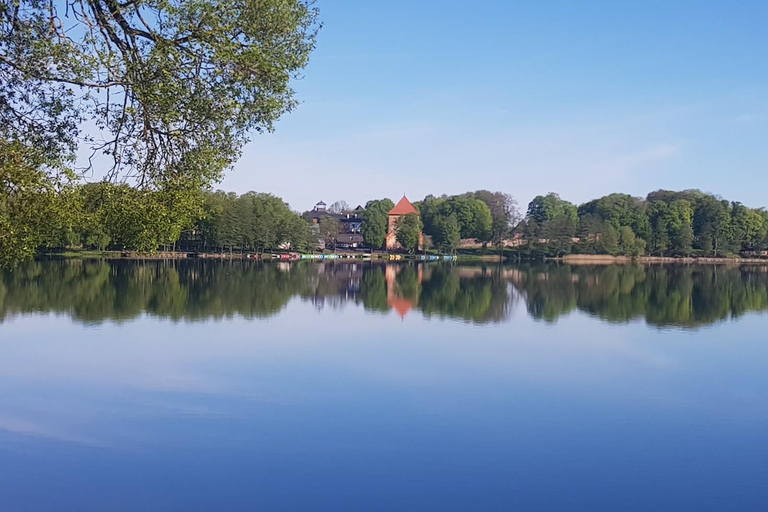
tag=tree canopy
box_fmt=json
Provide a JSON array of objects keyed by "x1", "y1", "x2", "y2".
[
  {"x1": 525, "y1": 189, "x2": 768, "y2": 258},
  {"x1": 361, "y1": 198, "x2": 394, "y2": 249},
  {"x1": 0, "y1": 0, "x2": 320, "y2": 188},
  {"x1": 395, "y1": 213, "x2": 422, "y2": 253},
  {"x1": 418, "y1": 194, "x2": 493, "y2": 243}
]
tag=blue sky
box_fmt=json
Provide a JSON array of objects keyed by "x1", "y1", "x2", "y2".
[{"x1": 219, "y1": 0, "x2": 768, "y2": 213}]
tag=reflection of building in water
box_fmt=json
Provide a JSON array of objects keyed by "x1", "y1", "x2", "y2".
[
  {"x1": 307, "y1": 262, "x2": 364, "y2": 310},
  {"x1": 385, "y1": 264, "x2": 423, "y2": 319}
]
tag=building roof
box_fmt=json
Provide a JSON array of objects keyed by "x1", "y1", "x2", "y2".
[
  {"x1": 389, "y1": 196, "x2": 419, "y2": 216},
  {"x1": 303, "y1": 211, "x2": 341, "y2": 221},
  {"x1": 316, "y1": 200, "x2": 326, "y2": 206},
  {"x1": 336, "y1": 234, "x2": 364, "y2": 243}
]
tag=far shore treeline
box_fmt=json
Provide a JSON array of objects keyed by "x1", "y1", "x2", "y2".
[{"x1": 4, "y1": 182, "x2": 768, "y2": 266}]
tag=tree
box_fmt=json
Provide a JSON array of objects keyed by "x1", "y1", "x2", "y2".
[
  {"x1": 732, "y1": 204, "x2": 767, "y2": 251},
  {"x1": 0, "y1": 142, "x2": 75, "y2": 266},
  {"x1": 0, "y1": 0, "x2": 320, "y2": 190},
  {"x1": 668, "y1": 200, "x2": 694, "y2": 255},
  {"x1": 579, "y1": 193, "x2": 651, "y2": 243},
  {"x1": 693, "y1": 196, "x2": 732, "y2": 257},
  {"x1": 215, "y1": 192, "x2": 244, "y2": 252},
  {"x1": 523, "y1": 219, "x2": 541, "y2": 257},
  {"x1": 575, "y1": 213, "x2": 603, "y2": 254},
  {"x1": 618, "y1": 226, "x2": 636, "y2": 255},
  {"x1": 527, "y1": 193, "x2": 578, "y2": 224},
  {"x1": 599, "y1": 224, "x2": 619, "y2": 255},
  {"x1": 471, "y1": 191, "x2": 520, "y2": 252},
  {"x1": 676, "y1": 223, "x2": 694, "y2": 256},
  {"x1": 0, "y1": 0, "x2": 319, "y2": 266},
  {"x1": 433, "y1": 215, "x2": 461, "y2": 253},
  {"x1": 361, "y1": 199, "x2": 394, "y2": 249},
  {"x1": 395, "y1": 213, "x2": 422, "y2": 253},
  {"x1": 283, "y1": 215, "x2": 312, "y2": 252},
  {"x1": 197, "y1": 190, "x2": 228, "y2": 251},
  {"x1": 328, "y1": 200, "x2": 350, "y2": 214},
  {"x1": 698, "y1": 223, "x2": 714, "y2": 255},
  {"x1": 632, "y1": 238, "x2": 647, "y2": 257},
  {"x1": 318, "y1": 217, "x2": 340, "y2": 251},
  {"x1": 544, "y1": 217, "x2": 576, "y2": 257},
  {"x1": 648, "y1": 201, "x2": 671, "y2": 256},
  {"x1": 419, "y1": 195, "x2": 492, "y2": 241}
]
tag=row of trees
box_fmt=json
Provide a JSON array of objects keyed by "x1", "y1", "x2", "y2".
[
  {"x1": 1, "y1": 0, "x2": 319, "y2": 266},
  {"x1": 418, "y1": 191, "x2": 519, "y2": 253},
  {"x1": 520, "y1": 190, "x2": 768, "y2": 258},
  {"x1": 6, "y1": 182, "x2": 768, "y2": 263},
  {"x1": 330, "y1": 191, "x2": 519, "y2": 254},
  {"x1": 1, "y1": 158, "x2": 203, "y2": 265},
  {"x1": 194, "y1": 190, "x2": 313, "y2": 253}
]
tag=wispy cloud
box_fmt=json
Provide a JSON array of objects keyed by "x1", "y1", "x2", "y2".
[{"x1": 0, "y1": 416, "x2": 104, "y2": 447}]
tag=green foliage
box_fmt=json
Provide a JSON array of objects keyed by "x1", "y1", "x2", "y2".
[
  {"x1": 419, "y1": 267, "x2": 508, "y2": 323},
  {"x1": 359, "y1": 266, "x2": 389, "y2": 312},
  {"x1": 0, "y1": 0, "x2": 320, "y2": 189},
  {"x1": 361, "y1": 198, "x2": 395, "y2": 249},
  {"x1": 527, "y1": 193, "x2": 578, "y2": 224},
  {"x1": 198, "y1": 190, "x2": 310, "y2": 253},
  {"x1": 7, "y1": 260, "x2": 768, "y2": 329},
  {"x1": 395, "y1": 213, "x2": 422, "y2": 253},
  {"x1": 543, "y1": 216, "x2": 577, "y2": 257},
  {"x1": 0, "y1": 260, "x2": 514, "y2": 325},
  {"x1": 98, "y1": 184, "x2": 202, "y2": 251},
  {"x1": 318, "y1": 216, "x2": 341, "y2": 251},
  {"x1": 419, "y1": 195, "x2": 493, "y2": 241},
  {"x1": 0, "y1": 0, "x2": 319, "y2": 266},
  {"x1": 0, "y1": 141, "x2": 76, "y2": 266},
  {"x1": 512, "y1": 264, "x2": 768, "y2": 328},
  {"x1": 599, "y1": 224, "x2": 619, "y2": 255},
  {"x1": 618, "y1": 226, "x2": 636, "y2": 255},
  {"x1": 574, "y1": 214, "x2": 603, "y2": 254},
  {"x1": 432, "y1": 215, "x2": 461, "y2": 253},
  {"x1": 6, "y1": 177, "x2": 768, "y2": 266},
  {"x1": 470, "y1": 191, "x2": 520, "y2": 248},
  {"x1": 578, "y1": 193, "x2": 650, "y2": 241}
]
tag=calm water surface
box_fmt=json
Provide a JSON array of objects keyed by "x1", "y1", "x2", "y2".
[{"x1": 2, "y1": 260, "x2": 768, "y2": 511}]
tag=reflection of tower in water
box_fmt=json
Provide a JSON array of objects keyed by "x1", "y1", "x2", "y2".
[{"x1": 385, "y1": 264, "x2": 423, "y2": 319}]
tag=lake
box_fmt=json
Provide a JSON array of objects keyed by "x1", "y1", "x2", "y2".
[{"x1": 2, "y1": 260, "x2": 768, "y2": 511}]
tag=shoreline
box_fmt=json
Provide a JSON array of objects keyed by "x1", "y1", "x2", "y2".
[
  {"x1": 39, "y1": 251, "x2": 768, "y2": 265},
  {"x1": 556, "y1": 254, "x2": 768, "y2": 265}
]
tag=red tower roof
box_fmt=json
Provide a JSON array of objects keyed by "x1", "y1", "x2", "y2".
[{"x1": 389, "y1": 196, "x2": 419, "y2": 216}]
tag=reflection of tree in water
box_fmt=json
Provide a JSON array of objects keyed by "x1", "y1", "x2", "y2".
[
  {"x1": 5, "y1": 261, "x2": 763, "y2": 328},
  {"x1": 0, "y1": 260, "x2": 514, "y2": 325},
  {"x1": 511, "y1": 264, "x2": 768, "y2": 328},
  {"x1": 419, "y1": 266, "x2": 510, "y2": 324},
  {"x1": 359, "y1": 266, "x2": 389, "y2": 313},
  {"x1": 0, "y1": 260, "x2": 315, "y2": 324}
]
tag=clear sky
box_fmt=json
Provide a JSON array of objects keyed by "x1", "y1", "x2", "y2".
[{"x1": 219, "y1": 0, "x2": 768, "y2": 213}]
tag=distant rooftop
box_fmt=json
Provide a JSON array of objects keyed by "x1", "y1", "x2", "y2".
[{"x1": 389, "y1": 196, "x2": 419, "y2": 216}]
